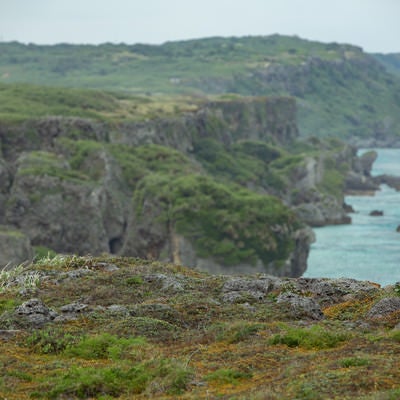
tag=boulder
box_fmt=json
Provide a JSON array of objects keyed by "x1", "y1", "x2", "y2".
[
  {"x1": 285, "y1": 277, "x2": 381, "y2": 307},
  {"x1": 366, "y1": 297, "x2": 400, "y2": 320},
  {"x1": 221, "y1": 276, "x2": 278, "y2": 303},
  {"x1": 369, "y1": 210, "x2": 384, "y2": 216},
  {"x1": 293, "y1": 201, "x2": 351, "y2": 227},
  {"x1": 276, "y1": 292, "x2": 324, "y2": 320},
  {"x1": 13, "y1": 298, "x2": 58, "y2": 327}
]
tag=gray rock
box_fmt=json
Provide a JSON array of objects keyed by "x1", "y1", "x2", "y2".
[
  {"x1": 95, "y1": 262, "x2": 120, "y2": 272},
  {"x1": 357, "y1": 151, "x2": 378, "y2": 176},
  {"x1": 276, "y1": 292, "x2": 324, "y2": 320},
  {"x1": 107, "y1": 305, "x2": 129, "y2": 315},
  {"x1": 221, "y1": 277, "x2": 278, "y2": 303},
  {"x1": 143, "y1": 273, "x2": 184, "y2": 292},
  {"x1": 345, "y1": 171, "x2": 379, "y2": 194},
  {"x1": 373, "y1": 174, "x2": 400, "y2": 191},
  {"x1": 14, "y1": 298, "x2": 58, "y2": 327},
  {"x1": 5, "y1": 149, "x2": 128, "y2": 256},
  {"x1": 60, "y1": 302, "x2": 88, "y2": 314},
  {"x1": 369, "y1": 210, "x2": 383, "y2": 216},
  {"x1": 62, "y1": 268, "x2": 94, "y2": 280},
  {"x1": 294, "y1": 277, "x2": 380, "y2": 306},
  {"x1": 0, "y1": 227, "x2": 33, "y2": 268},
  {"x1": 366, "y1": 297, "x2": 400, "y2": 320},
  {"x1": 0, "y1": 329, "x2": 21, "y2": 340}
]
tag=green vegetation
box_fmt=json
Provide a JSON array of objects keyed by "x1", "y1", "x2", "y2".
[
  {"x1": 269, "y1": 323, "x2": 350, "y2": 349},
  {"x1": 1, "y1": 35, "x2": 399, "y2": 138},
  {"x1": 15, "y1": 150, "x2": 90, "y2": 182},
  {"x1": 133, "y1": 173, "x2": 298, "y2": 266},
  {"x1": 0, "y1": 255, "x2": 399, "y2": 399},
  {"x1": 0, "y1": 81, "x2": 199, "y2": 123}
]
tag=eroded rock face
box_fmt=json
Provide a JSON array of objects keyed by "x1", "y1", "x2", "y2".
[
  {"x1": 5, "y1": 150, "x2": 128, "y2": 255},
  {"x1": 0, "y1": 228, "x2": 33, "y2": 268}
]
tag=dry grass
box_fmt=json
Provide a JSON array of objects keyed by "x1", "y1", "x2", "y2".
[{"x1": 0, "y1": 255, "x2": 399, "y2": 399}]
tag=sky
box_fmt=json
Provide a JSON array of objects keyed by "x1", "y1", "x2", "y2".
[{"x1": 1, "y1": 0, "x2": 399, "y2": 53}]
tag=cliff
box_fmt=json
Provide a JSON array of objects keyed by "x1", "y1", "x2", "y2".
[
  {"x1": 1, "y1": 35, "x2": 400, "y2": 143},
  {"x1": 0, "y1": 89, "x2": 372, "y2": 275},
  {"x1": 0, "y1": 97, "x2": 318, "y2": 277}
]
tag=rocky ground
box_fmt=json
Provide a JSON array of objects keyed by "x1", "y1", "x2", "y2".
[{"x1": 0, "y1": 255, "x2": 399, "y2": 399}]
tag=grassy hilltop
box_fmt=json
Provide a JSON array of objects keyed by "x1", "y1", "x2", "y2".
[
  {"x1": 0, "y1": 255, "x2": 399, "y2": 399},
  {"x1": 1, "y1": 35, "x2": 400, "y2": 139}
]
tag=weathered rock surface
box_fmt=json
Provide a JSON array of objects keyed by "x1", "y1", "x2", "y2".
[
  {"x1": 276, "y1": 292, "x2": 324, "y2": 320},
  {"x1": 13, "y1": 298, "x2": 58, "y2": 327},
  {"x1": 366, "y1": 297, "x2": 400, "y2": 320},
  {"x1": 344, "y1": 171, "x2": 380, "y2": 194},
  {"x1": 374, "y1": 174, "x2": 400, "y2": 191},
  {"x1": 0, "y1": 256, "x2": 397, "y2": 332},
  {"x1": 0, "y1": 227, "x2": 33, "y2": 268}
]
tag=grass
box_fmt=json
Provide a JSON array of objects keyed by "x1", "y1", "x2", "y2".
[
  {"x1": 0, "y1": 255, "x2": 399, "y2": 399},
  {"x1": 1, "y1": 35, "x2": 400, "y2": 139},
  {"x1": 269, "y1": 324, "x2": 350, "y2": 349}
]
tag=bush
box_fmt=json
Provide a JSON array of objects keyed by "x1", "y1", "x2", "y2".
[
  {"x1": 42, "y1": 358, "x2": 193, "y2": 398},
  {"x1": 26, "y1": 327, "x2": 79, "y2": 354},
  {"x1": 340, "y1": 357, "x2": 370, "y2": 368},
  {"x1": 205, "y1": 368, "x2": 251, "y2": 385},
  {"x1": 269, "y1": 325, "x2": 349, "y2": 349},
  {"x1": 65, "y1": 333, "x2": 146, "y2": 360}
]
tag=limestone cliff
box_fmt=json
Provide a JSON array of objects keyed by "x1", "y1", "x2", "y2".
[
  {"x1": 0, "y1": 97, "x2": 314, "y2": 277},
  {"x1": 0, "y1": 96, "x2": 363, "y2": 276}
]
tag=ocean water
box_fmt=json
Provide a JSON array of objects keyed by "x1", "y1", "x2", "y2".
[{"x1": 304, "y1": 149, "x2": 400, "y2": 286}]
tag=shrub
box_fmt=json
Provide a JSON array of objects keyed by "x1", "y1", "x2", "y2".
[
  {"x1": 269, "y1": 324, "x2": 349, "y2": 349},
  {"x1": 65, "y1": 333, "x2": 147, "y2": 360},
  {"x1": 41, "y1": 358, "x2": 193, "y2": 398},
  {"x1": 340, "y1": 357, "x2": 370, "y2": 368},
  {"x1": 205, "y1": 368, "x2": 251, "y2": 385},
  {"x1": 26, "y1": 327, "x2": 79, "y2": 354}
]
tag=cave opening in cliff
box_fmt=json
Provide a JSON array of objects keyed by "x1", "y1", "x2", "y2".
[{"x1": 109, "y1": 237, "x2": 123, "y2": 254}]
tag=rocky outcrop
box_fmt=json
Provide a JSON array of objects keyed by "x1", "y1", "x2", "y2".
[
  {"x1": 287, "y1": 144, "x2": 357, "y2": 226},
  {"x1": 369, "y1": 210, "x2": 384, "y2": 216},
  {"x1": 354, "y1": 150, "x2": 377, "y2": 177},
  {"x1": 344, "y1": 171, "x2": 380, "y2": 194},
  {"x1": 345, "y1": 150, "x2": 380, "y2": 194},
  {"x1": 13, "y1": 298, "x2": 58, "y2": 327},
  {"x1": 373, "y1": 174, "x2": 400, "y2": 191},
  {"x1": 366, "y1": 297, "x2": 400, "y2": 320},
  {"x1": 1, "y1": 257, "x2": 390, "y2": 329}
]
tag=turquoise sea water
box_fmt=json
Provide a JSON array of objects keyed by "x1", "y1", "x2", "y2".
[{"x1": 304, "y1": 149, "x2": 400, "y2": 286}]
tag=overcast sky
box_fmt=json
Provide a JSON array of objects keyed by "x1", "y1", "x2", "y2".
[{"x1": 1, "y1": 0, "x2": 399, "y2": 53}]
